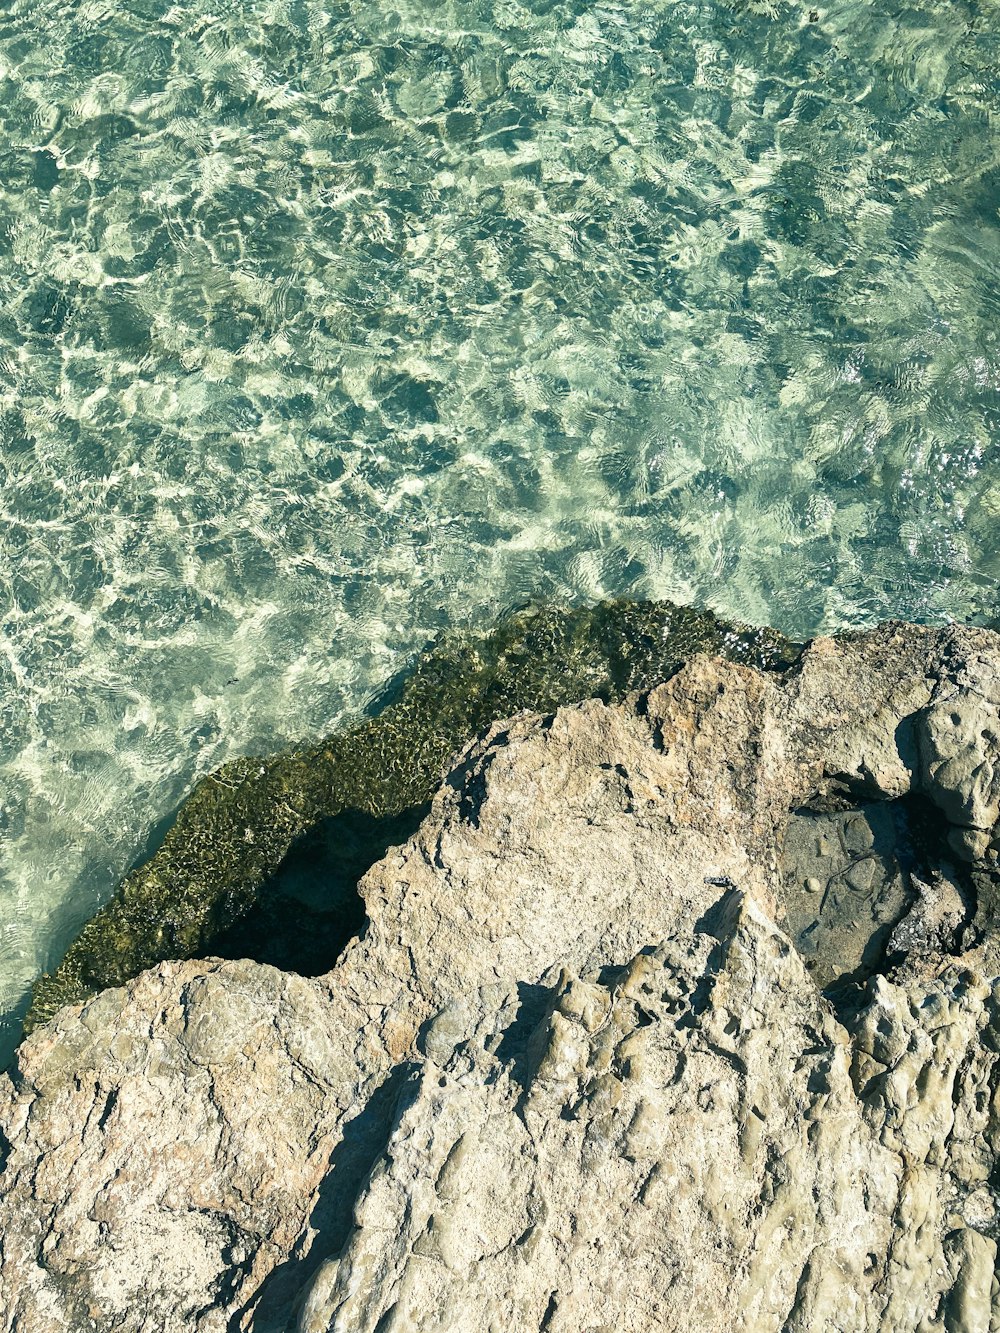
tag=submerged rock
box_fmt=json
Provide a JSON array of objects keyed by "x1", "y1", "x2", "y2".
[{"x1": 4, "y1": 622, "x2": 1000, "y2": 1330}]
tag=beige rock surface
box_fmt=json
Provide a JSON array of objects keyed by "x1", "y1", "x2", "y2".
[
  {"x1": 3, "y1": 623, "x2": 1000, "y2": 1331},
  {"x1": 299, "y1": 895, "x2": 1000, "y2": 1333}
]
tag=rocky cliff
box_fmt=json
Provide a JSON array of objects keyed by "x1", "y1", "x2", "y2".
[{"x1": 4, "y1": 622, "x2": 1000, "y2": 1331}]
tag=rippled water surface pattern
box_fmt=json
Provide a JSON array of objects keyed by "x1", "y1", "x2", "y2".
[{"x1": 0, "y1": 0, "x2": 998, "y2": 1055}]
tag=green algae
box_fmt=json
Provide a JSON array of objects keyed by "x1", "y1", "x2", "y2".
[{"x1": 27, "y1": 600, "x2": 799, "y2": 1028}]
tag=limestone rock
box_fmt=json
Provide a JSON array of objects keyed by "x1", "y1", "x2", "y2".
[
  {"x1": 4, "y1": 622, "x2": 1000, "y2": 1331},
  {"x1": 887, "y1": 870, "x2": 967, "y2": 958},
  {"x1": 0, "y1": 961, "x2": 366, "y2": 1333},
  {"x1": 920, "y1": 686, "x2": 1000, "y2": 860},
  {"x1": 28, "y1": 600, "x2": 798, "y2": 1029},
  {"x1": 299, "y1": 893, "x2": 895, "y2": 1333},
  {"x1": 298, "y1": 895, "x2": 1000, "y2": 1333}
]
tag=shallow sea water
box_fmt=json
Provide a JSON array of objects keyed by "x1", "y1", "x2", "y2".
[{"x1": 0, "y1": 0, "x2": 998, "y2": 1060}]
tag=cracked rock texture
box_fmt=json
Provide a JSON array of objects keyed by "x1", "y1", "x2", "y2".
[{"x1": 4, "y1": 622, "x2": 1000, "y2": 1331}]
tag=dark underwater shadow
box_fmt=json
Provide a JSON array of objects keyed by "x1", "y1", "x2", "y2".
[{"x1": 210, "y1": 802, "x2": 429, "y2": 975}]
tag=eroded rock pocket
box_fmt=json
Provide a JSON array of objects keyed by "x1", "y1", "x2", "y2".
[{"x1": 780, "y1": 792, "x2": 976, "y2": 1000}]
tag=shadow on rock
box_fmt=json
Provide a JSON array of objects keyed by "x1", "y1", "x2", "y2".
[{"x1": 237, "y1": 1064, "x2": 416, "y2": 1333}]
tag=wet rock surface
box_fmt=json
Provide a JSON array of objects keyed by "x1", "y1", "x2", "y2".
[
  {"x1": 5, "y1": 622, "x2": 1000, "y2": 1331},
  {"x1": 780, "y1": 801, "x2": 916, "y2": 989}
]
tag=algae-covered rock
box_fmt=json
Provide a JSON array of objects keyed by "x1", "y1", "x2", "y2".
[{"x1": 27, "y1": 600, "x2": 798, "y2": 1027}]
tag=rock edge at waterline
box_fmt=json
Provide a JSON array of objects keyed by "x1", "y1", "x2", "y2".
[{"x1": 27, "y1": 599, "x2": 797, "y2": 1031}]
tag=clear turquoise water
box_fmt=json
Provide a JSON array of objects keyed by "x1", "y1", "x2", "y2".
[{"x1": 0, "y1": 0, "x2": 998, "y2": 1060}]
